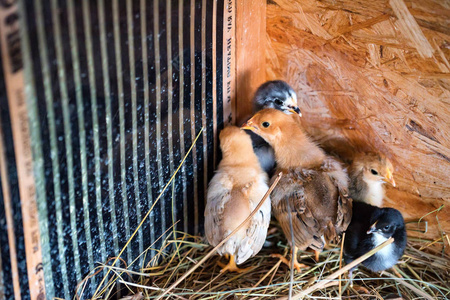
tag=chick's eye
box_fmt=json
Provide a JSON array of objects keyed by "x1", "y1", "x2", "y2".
[
  {"x1": 370, "y1": 169, "x2": 379, "y2": 175},
  {"x1": 383, "y1": 225, "x2": 390, "y2": 231},
  {"x1": 274, "y1": 99, "x2": 283, "y2": 106},
  {"x1": 262, "y1": 121, "x2": 270, "y2": 128}
]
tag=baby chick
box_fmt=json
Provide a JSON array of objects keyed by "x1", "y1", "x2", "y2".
[
  {"x1": 344, "y1": 201, "x2": 406, "y2": 279},
  {"x1": 253, "y1": 80, "x2": 301, "y2": 114},
  {"x1": 204, "y1": 126, "x2": 271, "y2": 272},
  {"x1": 242, "y1": 109, "x2": 352, "y2": 271},
  {"x1": 349, "y1": 153, "x2": 396, "y2": 207},
  {"x1": 247, "y1": 80, "x2": 302, "y2": 175}
]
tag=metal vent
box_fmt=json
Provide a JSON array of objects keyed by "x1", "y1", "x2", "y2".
[{"x1": 0, "y1": 0, "x2": 233, "y2": 298}]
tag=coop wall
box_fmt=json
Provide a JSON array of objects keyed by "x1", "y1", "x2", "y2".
[{"x1": 264, "y1": 0, "x2": 450, "y2": 241}]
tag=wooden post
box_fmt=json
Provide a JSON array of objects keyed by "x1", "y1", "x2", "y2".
[{"x1": 235, "y1": 0, "x2": 266, "y2": 125}]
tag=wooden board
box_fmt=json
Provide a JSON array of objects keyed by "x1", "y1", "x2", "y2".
[
  {"x1": 235, "y1": 0, "x2": 266, "y2": 124},
  {"x1": 266, "y1": 0, "x2": 450, "y2": 241}
]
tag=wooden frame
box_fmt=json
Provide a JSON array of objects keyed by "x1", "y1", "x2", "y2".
[{"x1": 235, "y1": 0, "x2": 266, "y2": 124}]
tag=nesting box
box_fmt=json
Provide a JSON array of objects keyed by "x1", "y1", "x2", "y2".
[{"x1": 0, "y1": 0, "x2": 449, "y2": 299}]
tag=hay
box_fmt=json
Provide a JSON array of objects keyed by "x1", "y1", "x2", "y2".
[{"x1": 84, "y1": 219, "x2": 449, "y2": 299}]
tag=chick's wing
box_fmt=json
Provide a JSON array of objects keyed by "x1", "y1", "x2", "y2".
[
  {"x1": 204, "y1": 172, "x2": 233, "y2": 247},
  {"x1": 271, "y1": 171, "x2": 324, "y2": 251},
  {"x1": 320, "y1": 157, "x2": 353, "y2": 236},
  {"x1": 234, "y1": 175, "x2": 271, "y2": 264}
]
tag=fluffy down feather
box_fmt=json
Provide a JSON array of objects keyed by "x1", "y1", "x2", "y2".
[
  {"x1": 348, "y1": 153, "x2": 395, "y2": 207},
  {"x1": 344, "y1": 201, "x2": 406, "y2": 272},
  {"x1": 204, "y1": 126, "x2": 270, "y2": 264},
  {"x1": 245, "y1": 80, "x2": 301, "y2": 175},
  {"x1": 242, "y1": 109, "x2": 352, "y2": 252}
]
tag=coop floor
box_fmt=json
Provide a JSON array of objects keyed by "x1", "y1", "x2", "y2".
[{"x1": 86, "y1": 221, "x2": 450, "y2": 299}]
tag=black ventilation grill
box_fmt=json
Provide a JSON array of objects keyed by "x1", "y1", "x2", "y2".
[{"x1": 0, "y1": 0, "x2": 235, "y2": 298}]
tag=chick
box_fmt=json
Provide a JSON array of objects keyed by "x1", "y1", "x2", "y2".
[
  {"x1": 344, "y1": 201, "x2": 406, "y2": 280},
  {"x1": 242, "y1": 109, "x2": 352, "y2": 271},
  {"x1": 204, "y1": 126, "x2": 271, "y2": 272},
  {"x1": 246, "y1": 80, "x2": 302, "y2": 175},
  {"x1": 349, "y1": 153, "x2": 396, "y2": 207},
  {"x1": 253, "y1": 80, "x2": 301, "y2": 114}
]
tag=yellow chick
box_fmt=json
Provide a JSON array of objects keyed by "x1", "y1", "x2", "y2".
[
  {"x1": 204, "y1": 126, "x2": 271, "y2": 272},
  {"x1": 348, "y1": 153, "x2": 395, "y2": 207},
  {"x1": 242, "y1": 109, "x2": 352, "y2": 271}
]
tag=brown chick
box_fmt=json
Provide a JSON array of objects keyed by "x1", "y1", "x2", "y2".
[
  {"x1": 204, "y1": 126, "x2": 271, "y2": 273},
  {"x1": 348, "y1": 153, "x2": 395, "y2": 207},
  {"x1": 241, "y1": 109, "x2": 352, "y2": 271}
]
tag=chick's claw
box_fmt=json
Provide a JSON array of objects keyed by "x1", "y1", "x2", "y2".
[
  {"x1": 271, "y1": 253, "x2": 307, "y2": 272},
  {"x1": 217, "y1": 255, "x2": 252, "y2": 273}
]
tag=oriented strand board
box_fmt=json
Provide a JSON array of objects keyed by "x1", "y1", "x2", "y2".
[{"x1": 266, "y1": 0, "x2": 450, "y2": 240}]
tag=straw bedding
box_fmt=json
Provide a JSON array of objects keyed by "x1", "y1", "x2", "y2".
[{"x1": 82, "y1": 219, "x2": 449, "y2": 299}]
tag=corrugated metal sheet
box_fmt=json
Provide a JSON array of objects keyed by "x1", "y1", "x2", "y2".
[{"x1": 0, "y1": 0, "x2": 231, "y2": 298}]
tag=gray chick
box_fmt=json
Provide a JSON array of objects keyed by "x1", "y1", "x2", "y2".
[
  {"x1": 245, "y1": 80, "x2": 301, "y2": 175},
  {"x1": 253, "y1": 80, "x2": 301, "y2": 114}
]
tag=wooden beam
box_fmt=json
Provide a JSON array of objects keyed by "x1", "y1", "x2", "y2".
[{"x1": 235, "y1": 0, "x2": 266, "y2": 124}]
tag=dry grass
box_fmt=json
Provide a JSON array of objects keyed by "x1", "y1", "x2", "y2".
[
  {"x1": 75, "y1": 129, "x2": 449, "y2": 299},
  {"x1": 81, "y1": 220, "x2": 449, "y2": 300}
]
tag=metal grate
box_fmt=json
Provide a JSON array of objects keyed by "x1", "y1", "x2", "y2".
[{"x1": 0, "y1": 0, "x2": 232, "y2": 298}]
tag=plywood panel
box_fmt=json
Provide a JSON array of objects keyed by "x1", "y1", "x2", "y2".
[{"x1": 266, "y1": 0, "x2": 450, "y2": 239}]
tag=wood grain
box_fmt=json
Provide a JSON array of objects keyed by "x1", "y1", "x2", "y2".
[
  {"x1": 266, "y1": 0, "x2": 450, "y2": 239},
  {"x1": 235, "y1": 0, "x2": 266, "y2": 124}
]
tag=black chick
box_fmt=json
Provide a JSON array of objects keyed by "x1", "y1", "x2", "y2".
[
  {"x1": 344, "y1": 201, "x2": 406, "y2": 276},
  {"x1": 246, "y1": 80, "x2": 301, "y2": 175}
]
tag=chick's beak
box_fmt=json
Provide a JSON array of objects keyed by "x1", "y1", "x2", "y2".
[
  {"x1": 367, "y1": 220, "x2": 378, "y2": 234},
  {"x1": 285, "y1": 97, "x2": 302, "y2": 116},
  {"x1": 241, "y1": 120, "x2": 258, "y2": 132},
  {"x1": 288, "y1": 106, "x2": 302, "y2": 116},
  {"x1": 384, "y1": 169, "x2": 396, "y2": 187}
]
